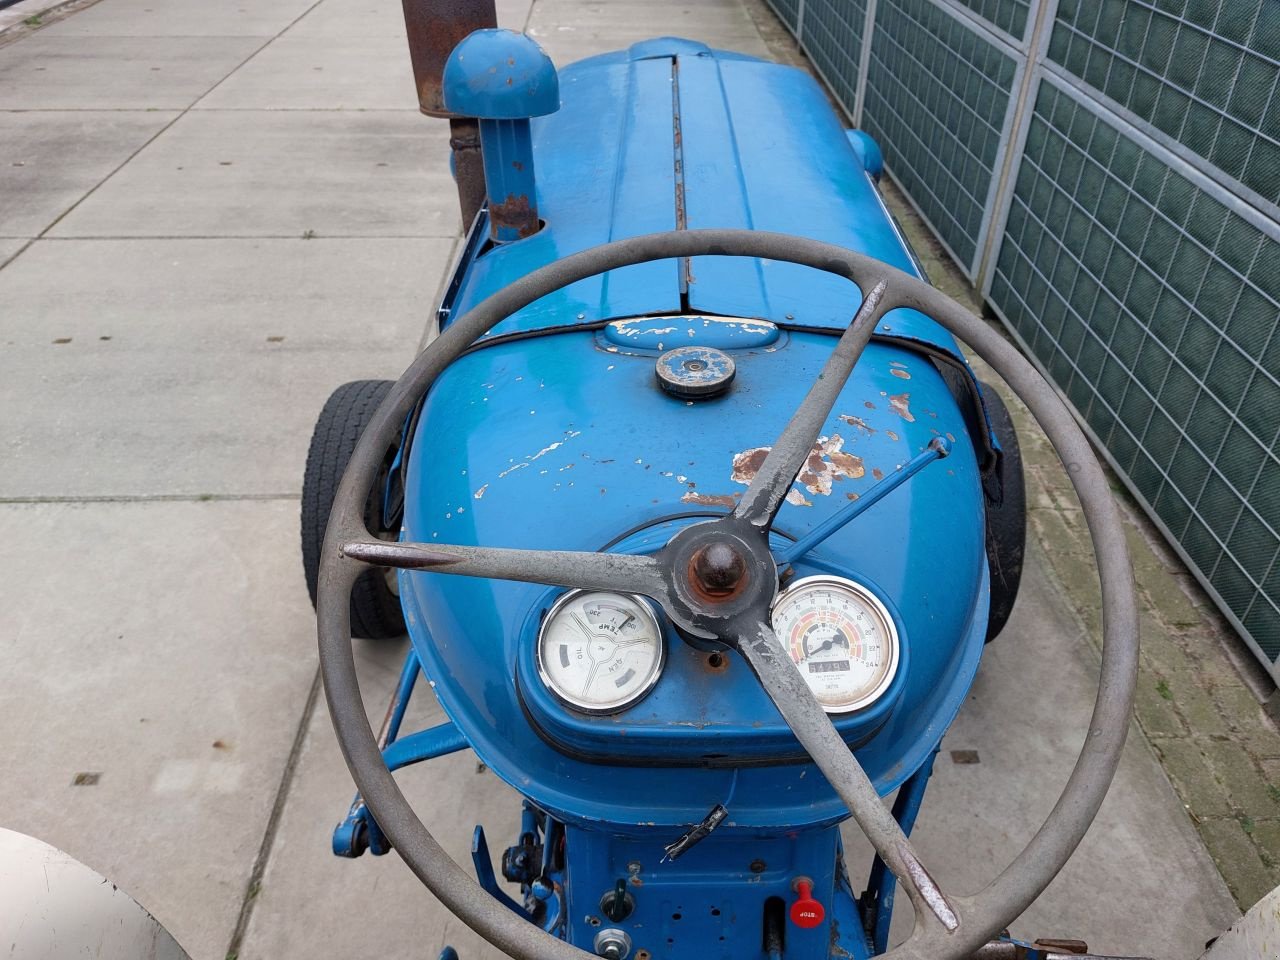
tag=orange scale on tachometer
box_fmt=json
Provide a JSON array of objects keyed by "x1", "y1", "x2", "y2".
[{"x1": 770, "y1": 575, "x2": 901, "y2": 714}]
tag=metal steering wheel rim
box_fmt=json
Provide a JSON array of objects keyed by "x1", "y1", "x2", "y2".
[{"x1": 316, "y1": 229, "x2": 1139, "y2": 960}]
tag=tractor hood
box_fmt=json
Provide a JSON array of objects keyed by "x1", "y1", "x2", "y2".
[
  {"x1": 441, "y1": 38, "x2": 963, "y2": 366},
  {"x1": 399, "y1": 323, "x2": 988, "y2": 831},
  {"x1": 398, "y1": 40, "x2": 992, "y2": 832}
]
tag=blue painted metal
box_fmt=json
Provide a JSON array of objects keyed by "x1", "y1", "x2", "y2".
[
  {"x1": 399, "y1": 329, "x2": 988, "y2": 831},
  {"x1": 602, "y1": 316, "x2": 780, "y2": 351},
  {"x1": 440, "y1": 42, "x2": 974, "y2": 372},
  {"x1": 442, "y1": 28, "x2": 559, "y2": 119},
  {"x1": 472, "y1": 825, "x2": 528, "y2": 915},
  {"x1": 846, "y1": 130, "x2": 885, "y2": 182},
  {"x1": 442, "y1": 29, "x2": 559, "y2": 241},
  {"x1": 860, "y1": 747, "x2": 939, "y2": 953},
  {"x1": 340, "y1": 31, "x2": 1011, "y2": 960},
  {"x1": 776, "y1": 436, "x2": 951, "y2": 564},
  {"x1": 331, "y1": 650, "x2": 468, "y2": 858}
]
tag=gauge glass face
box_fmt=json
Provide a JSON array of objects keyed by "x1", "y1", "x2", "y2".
[
  {"x1": 770, "y1": 576, "x2": 899, "y2": 714},
  {"x1": 536, "y1": 591, "x2": 665, "y2": 714}
]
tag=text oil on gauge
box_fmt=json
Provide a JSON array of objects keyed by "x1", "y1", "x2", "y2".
[{"x1": 770, "y1": 576, "x2": 900, "y2": 713}]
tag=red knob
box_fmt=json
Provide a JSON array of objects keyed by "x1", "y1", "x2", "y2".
[{"x1": 789, "y1": 879, "x2": 825, "y2": 928}]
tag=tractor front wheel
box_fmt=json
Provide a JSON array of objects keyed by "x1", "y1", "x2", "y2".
[
  {"x1": 301, "y1": 380, "x2": 407, "y2": 640},
  {"x1": 982, "y1": 382, "x2": 1026, "y2": 643}
]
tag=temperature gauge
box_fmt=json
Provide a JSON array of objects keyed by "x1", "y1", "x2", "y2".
[
  {"x1": 536, "y1": 591, "x2": 665, "y2": 714},
  {"x1": 770, "y1": 575, "x2": 900, "y2": 714}
]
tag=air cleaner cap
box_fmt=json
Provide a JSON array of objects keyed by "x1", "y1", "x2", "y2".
[{"x1": 656, "y1": 346, "x2": 736, "y2": 400}]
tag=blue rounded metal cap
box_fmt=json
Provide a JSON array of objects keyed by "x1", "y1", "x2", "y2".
[
  {"x1": 846, "y1": 129, "x2": 884, "y2": 180},
  {"x1": 442, "y1": 29, "x2": 559, "y2": 120}
]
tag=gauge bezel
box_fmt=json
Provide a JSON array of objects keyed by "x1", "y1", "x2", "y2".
[
  {"x1": 770, "y1": 574, "x2": 901, "y2": 715},
  {"x1": 535, "y1": 589, "x2": 666, "y2": 715}
]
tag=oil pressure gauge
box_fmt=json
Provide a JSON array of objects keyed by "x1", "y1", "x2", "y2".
[
  {"x1": 536, "y1": 591, "x2": 665, "y2": 714},
  {"x1": 770, "y1": 575, "x2": 900, "y2": 714}
]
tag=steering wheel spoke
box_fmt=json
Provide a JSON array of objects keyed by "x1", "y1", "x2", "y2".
[
  {"x1": 735, "y1": 618, "x2": 961, "y2": 937},
  {"x1": 340, "y1": 539, "x2": 675, "y2": 605},
  {"x1": 733, "y1": 277, "x2": 892, "y2": 528}
]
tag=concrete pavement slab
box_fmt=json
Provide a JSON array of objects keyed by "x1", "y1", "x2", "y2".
[
  {"x1": 0, "y1": 238, "x2": 29, "y2": 267},
  {"x1": 286, "y1": 0, "x2": 408, "y2": 38},
  {"x1": 49, "y1": 110, "x2": 458, "y2": 238},
  {"x1": 196, "y1": 35, "x2": 419, "y2": 111},
  {"x1": 0, "y1": 36, "x2": 263, "y2": 110},
  {"x1": 0, "y1": 498, "x2": 318, "y2": 960},
  {"x1": 527, "y1": 0, "x2": 769, "y2": 63},
  {"x1": 235, "y1": 638, "x2": 522, "y2": 960},
  {"x1": 0, "y1": 110, "x2": 176, "y2": 237},
  {"x1": 0, "y1": 237, "x2": 455, "y2": 499},
  {"x1": 284, "y1": 0, "x2": 530, "y2": 38},
  {"x1": 842, "y1": 547, "x2": 1238, "y2": 958},
  {"x1": 39, "y1": 0, "x2": 319, "y2": 37}
]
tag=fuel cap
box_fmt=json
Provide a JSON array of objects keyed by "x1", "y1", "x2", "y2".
[{"x1": 655, "y1": 346, "x2": 736, "y2": 399}]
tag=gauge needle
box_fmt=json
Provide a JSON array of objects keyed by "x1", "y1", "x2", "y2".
[{"x1": 807, "y1": 635, "x2": 850, "y2": 656}]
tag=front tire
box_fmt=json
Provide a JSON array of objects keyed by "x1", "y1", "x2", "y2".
[
  {"x1": 981, "y1": 382, "x2": 1026, "y2": 643},
  {"x1": 301, "y1": 380, "x2": 406, "y2": 640}
]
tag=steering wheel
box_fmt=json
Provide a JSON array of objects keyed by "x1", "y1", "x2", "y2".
[{"x1": 316, "y1": 230, "x2": 1139, "y2": 960}]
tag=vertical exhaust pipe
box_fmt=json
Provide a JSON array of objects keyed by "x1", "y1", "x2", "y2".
[
  {"x1": 398, "y1": 0, "x2": 498, "y2": 228},
  {"x1": 443, "y1": 30, "x2": 559, "y2": 242}
]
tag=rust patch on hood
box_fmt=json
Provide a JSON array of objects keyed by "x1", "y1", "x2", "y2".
[
  {"x1": 731, "y1": 435, "x2": 864, "y2": 504},
  {"x1": 838, "y1": 413, "x2": 876, "y2": 436}
]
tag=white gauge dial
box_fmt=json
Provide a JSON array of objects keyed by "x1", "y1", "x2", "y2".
[
  {"x1": 536, "y1": 591, "x2": 665, "y2": 714},
  {"x1": 770, "y1": 575, "x2": 900, "y2": 714}
]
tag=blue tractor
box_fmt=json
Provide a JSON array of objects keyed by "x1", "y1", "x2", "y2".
[{"x1": 300, "y1": 7, "x2": 1141, "y2": 960}]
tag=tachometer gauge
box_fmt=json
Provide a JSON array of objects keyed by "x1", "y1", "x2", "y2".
[
  {"x1": 536, "y1": 591, "x2": 665, "y2": 714},
  {"x1": 770, "y1": 575, "x2": 900, "y2": 714}
]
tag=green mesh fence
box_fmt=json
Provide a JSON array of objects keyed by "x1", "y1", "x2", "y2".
[
  {"x1": 947, "y1": 0, "x2": 1029, "y2": 42},
  {"x1": 799, "y1": 0, "x2": 868, "y2": 111},
  {"x1": 766, "y1": 0, "x2": 801, "y2": 32},
  {"x1": 862, "y1": 0, "x2": 1017, "y2": 268},
  {"x1": 1049, "y1": 0, "x2": 1280, "y2": 209},
  {"x1": 989, "y1": 80, "x2": 1280, "y2": 658}
]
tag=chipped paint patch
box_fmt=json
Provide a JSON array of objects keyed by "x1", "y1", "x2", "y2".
[
  {"x1": 731, "y1": 447, "x2": 770, "y2": 486},
  {"x1": 496, "y1": 430, "x2": 582, "y2": 480},
  {"x1": 730, "y1": 436, "x2": 863, "y2": 503},
  {"x1": 838, "y1": 414, "x2": 876, "y2": 436},
  {"x1": 681, "y1": 491, "x2": 739, "y2": 508},
  {"x1": 889, "y1": 392, "x2": 915, "y2": 422},
  {"x1": 890, "y1": 368, "x2": 911, "y2": 380}
]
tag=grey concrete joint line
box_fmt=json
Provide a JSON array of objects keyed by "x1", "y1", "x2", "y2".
[{"x1": 224, "y1": 668, "x2": 324, "y2": 960}]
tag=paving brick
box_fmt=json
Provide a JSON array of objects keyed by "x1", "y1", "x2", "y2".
[
  {"x1": 1216, "y1": 685, "x2": 1280, "y2": 759},
  {"x1": 1127, "y1": 522, "x2": 1185, "y2": 600},
  {"x1": 1030, "y1": 506, "x2": 1087, "y2": 558},
  {"x1": 1248, "y1": 819, "x2": 1280, "y2": 869},
  {"x1": 1141, "y1": 565, "x2": 1205, "y2": 627},
  {"x1": 1205, "y1": 740, "x2": 1280, "y2": 815},
  {"x1": 1133, "y1": 669, "x2": 1189, "y2": 737},
  {"x1": 1198, "y1": 818, "x2": 1280, "y2": 910},
  {"x1": 1157, "y1": 739, "x2": 1232, "y2": 817}
]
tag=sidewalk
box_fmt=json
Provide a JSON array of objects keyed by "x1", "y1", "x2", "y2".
[{"x1": 0, "y1": 1, "x2": 1254, "y2": 958}]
